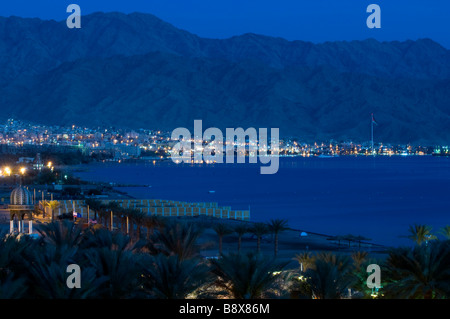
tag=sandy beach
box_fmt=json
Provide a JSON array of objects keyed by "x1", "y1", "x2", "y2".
[{"x1": 180, "y1": 217, "x2": 390, "y2": 267}]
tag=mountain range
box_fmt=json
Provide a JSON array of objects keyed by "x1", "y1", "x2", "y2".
[{"x1": 1, "y1": 12, "x2": 449, "y2": 144}]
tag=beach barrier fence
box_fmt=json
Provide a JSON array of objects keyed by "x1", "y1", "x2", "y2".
[{"x1": 46, "y1": 199, "x2": 250, "y2": 221}]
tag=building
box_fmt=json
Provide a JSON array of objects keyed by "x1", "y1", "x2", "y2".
[
  {"x1": 17, "y1": 157, "x2": 35, "y2": 164},
  {"x1": 8, "y1": 186, "x2": 34, "y2": 234},
  {"x1": 33, "y1": 153, "x2": 44, "y2": 170}
]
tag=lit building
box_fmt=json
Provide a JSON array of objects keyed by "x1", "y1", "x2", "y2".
[
  {"x1": 8, "y1": 185, "x2": 34, "y2": 234},
  {"x1": 33, "y1": 153, "x2": 44, "y2": 170}
]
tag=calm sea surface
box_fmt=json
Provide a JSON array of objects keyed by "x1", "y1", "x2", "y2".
[{"x1": 73, "y1": 156, "x2": 450, "y2": 247}]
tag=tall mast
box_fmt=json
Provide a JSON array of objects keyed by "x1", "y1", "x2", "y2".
[{"x1": 371, "y1": 113, "x2": 374, "y2": 155}]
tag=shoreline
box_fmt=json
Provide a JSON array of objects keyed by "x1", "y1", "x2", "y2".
[
  {"x1": 183, "y1": 216, "x2": 391, "y2": 265},
  {"x1": 63, "y1": 166, "x2": 394, "y2": 256},
  {"x1": 65, "y1": 158, "x2": 445, "y2": 249}
]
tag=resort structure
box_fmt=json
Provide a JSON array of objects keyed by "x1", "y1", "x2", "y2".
[
  {"x1": 45, "y1": 199, "x2": 250, "y2": 221},
  {"x1": 3, "y1": 184, "x2": 250, "y2": 235},
  {"x1": 8, "y1": 185, "x2": 34, "y2": 234}
]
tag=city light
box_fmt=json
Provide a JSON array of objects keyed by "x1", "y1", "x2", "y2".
[
  {"x1": 0, "y1": 118, "x2": 445, "y2": 162},
  {"x1": 4, "y1": 167, "x2": 11, "y2": 176},
  {"x1": 20, "y1": 167, "x2": 26, "y2": 175}
]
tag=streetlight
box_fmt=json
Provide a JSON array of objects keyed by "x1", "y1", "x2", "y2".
[
  {"x1": 4, "y1": 167, "x2": 11, "y2": 176},
  {"x1": 20, "y1": 167, "x2": 26, "y2": 175}
]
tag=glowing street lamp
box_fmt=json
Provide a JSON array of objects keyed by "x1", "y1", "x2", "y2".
[
  {"x1": 4, "y1": 167, "x2": 11, "y2": 176},
  {"x1": 47, "y1": 161, "x2": 52, "y2": 168},
  {"x1": 20, "y1": 167, "x2": 27, "y2": 175}
]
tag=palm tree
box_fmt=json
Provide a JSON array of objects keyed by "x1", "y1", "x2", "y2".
[
  {"x1": 33, "y1": 204, "x2": 43, "y2": 217},
  {"x1": 349, "y1": 254, "x2": 384, "y2": 299},
  {"x1": 80, "y1": 225, "x2": 145, "y2": 253},
  {"x1": 143, "y1": 215, "x2": 160, "y2": 240},
  {"x1": 209, "y1": 252, "x2": 287, "y2": 299},
  {"x1": 351, "y1": 251, "x2": 369, "y2": 271},
  {"x1": 39, "y1": 199, "x2": 47, "y2": 218},
  {"x1": 0, "y1": 231, "x2": 32, "y2": 280},
  {"x1": 36, "y1": 220, "x2": 83, "y2": 248},
  {"x1": 250, "y1": 223, "x2": 269, "y2": 253},
  {"x1": 84, "y1": 246, "x2": 146, "y2": 298},
  {"x1": 44, "y1": 200, "x2": 60, "y2": 221},
  {"x1": 113, "y1": 208, "x2": 127, "y2": 234},
  {"x1": 25, "y1": 245, "x2": 106, "y2": 298},
  {"x1": 105, "y1": 201, "x2": 123, "y2": 231},
  {"x1": 293, "y1": 251, "x2": 316, "y2": 272},
  {"x1": 303, "y1": 252, "x2": 354, "y2": 299},
  {"x1": 439, "y1": 225, "x2": 450, "y2": 239},
  {"x1": 143, "y1": 254, "x2": 211, "y2": 299},
  {"x1": 313, "y1": 252, "x2": 352, "y2": 271},
  {"x1": 268, "y1": 219, "x2": 289, "y2": 257},
  {"x1": 85, "y1": 198, "x2": 103, "y2": 221},
  {"x1": 384, "y1": 240, "x2": 450, "y2": 299},
  {"x1": 304, "y1": 259, "x2": 353, "y2": 299},
  {"x1": 406, "y1": 224, "x2": 437, "y2": 245},
  {"x1": 129, "y1": 209, "x2": 146, "y2": 239},
  {"x1": 152, "y1": 221, "x2": 204, "y2": 260},
  {"x1": 96, "y1": 204, "x2": 109, "y2": 228},
  {"x1": 213, "y1": 223, "x2": 233, "y2": 255},
  {"x1": 234, "y1": 225, "x2": 248, "y2": 253}
]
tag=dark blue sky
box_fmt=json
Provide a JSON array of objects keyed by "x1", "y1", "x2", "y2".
[{"x1": 2, "y1": 0, "x2": 449, "y2": 48}]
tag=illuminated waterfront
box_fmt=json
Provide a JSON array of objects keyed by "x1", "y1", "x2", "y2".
[{"x1": 0, "y1": 119, "x2": 447, "y2": 165}]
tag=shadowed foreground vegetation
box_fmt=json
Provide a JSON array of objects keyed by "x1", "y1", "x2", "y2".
[{"x1": 0, "y1": 220, "x2": 449, "y2": 299}]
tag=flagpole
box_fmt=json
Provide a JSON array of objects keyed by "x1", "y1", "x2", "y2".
[
  {"x1": 371, "y1": 113, "x2": 374, "y2": 156},
  {"x1": 371, "y1": 116, "x2": 374, "y2": 155}
]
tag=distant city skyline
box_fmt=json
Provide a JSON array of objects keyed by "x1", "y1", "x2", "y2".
[{"x1": 1, "y1": 0, "x2": 449, "y2": 48}]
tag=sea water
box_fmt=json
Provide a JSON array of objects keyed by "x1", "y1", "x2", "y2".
[{"x1": 73, "y1": 156, "x2": 450, "y2": 247}]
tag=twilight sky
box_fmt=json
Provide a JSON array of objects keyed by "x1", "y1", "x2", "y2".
[{"x1": 2, "y1": 0, "x2": 449, "y2": 48}]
